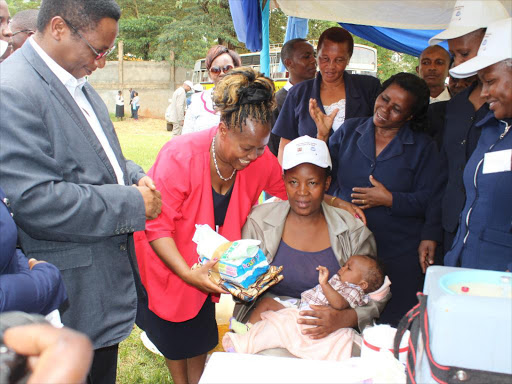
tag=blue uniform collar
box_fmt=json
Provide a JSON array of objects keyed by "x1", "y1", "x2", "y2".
[
  {"x1": 355, "y1": 117, "x2": 415, "y2": 161},
  {"x1": 476, "y1": 110, "x2": 512, "y2": 128}
]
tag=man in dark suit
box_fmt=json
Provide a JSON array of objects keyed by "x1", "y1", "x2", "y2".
[
  {"x1": 269, "y1": 38, "x2": 317, "y2": 156},
  {"x1": 0, "y1": 1, "x2": 162, "y2": 383},
  {"x1": 416, "y1": 45, "x2": 451, "y2": 104}
]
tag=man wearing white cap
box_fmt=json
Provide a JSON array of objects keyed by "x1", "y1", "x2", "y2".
[
  {"x1": 165, "y1": 80, "x2": 193, "y2": 136},
  {"x1": 423, "y1": 0, "x2": 510, "y2": 263},
  {"x1": 444, "y1": 17, "x2": 512, "y2": 272}
]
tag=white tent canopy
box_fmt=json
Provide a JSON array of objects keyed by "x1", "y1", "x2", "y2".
[{"x1": 275, "y1": 0, "x2": 512, "y2": 30}]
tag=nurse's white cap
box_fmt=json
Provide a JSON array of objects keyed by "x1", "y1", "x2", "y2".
[
  {"x1": 429, "y1": 0, "x2": 509, "y2": 45},
  {"x1": 282, "y1": 135, "x2": 332, "y2": 171},
  {"x1": 450, "y1": 17, "x2": 512, "y2": 78}
]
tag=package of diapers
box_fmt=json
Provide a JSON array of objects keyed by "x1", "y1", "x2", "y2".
[{"x1": 192, "y1": 224, "x2": 269, "y2": 289}]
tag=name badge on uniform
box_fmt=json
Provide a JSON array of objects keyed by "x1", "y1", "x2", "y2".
[{"x1": 482, "y1": 149, "x2": 512, "y2": 174}]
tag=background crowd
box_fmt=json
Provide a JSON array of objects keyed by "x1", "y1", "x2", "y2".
[{"x1": 1, "y1": 0, "x2": 511, "y2": 383}]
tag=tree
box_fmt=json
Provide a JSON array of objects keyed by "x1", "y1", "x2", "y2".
[
  {"x1": 118, "y1": 15, "x2": 173, "y2": 60},
  {"x1": 6, "y1": 0, "x2": 40, "y2": 14},
  {"x1": 269, "y1": 8, "x2": 287, "y2": 45},
  {"x1": 115, "y1": 0, "x2": 243, "y2": 66},
  {"x1": 115, "y1": 0, "x2": 180, "y2": 60},
  {"x1": 153, "y1": 0, "x2": 241, "y2": 66},
  {"x1": 6, "y1": 0, "x2": 417, "y2": 78}
]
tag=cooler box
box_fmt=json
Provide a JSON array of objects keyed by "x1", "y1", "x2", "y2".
[{"x1": 417, "y1": 266, "x2": 512, "y2": 383}]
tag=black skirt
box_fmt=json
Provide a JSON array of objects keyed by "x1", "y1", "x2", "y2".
[
  {"x1": 140, "y1": 297, "x2": 218, "y2": 360},
  {"x1": 115, "y1": 104, "x2": 124, "y2": 118}
]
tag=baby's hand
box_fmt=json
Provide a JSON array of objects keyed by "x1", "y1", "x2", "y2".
[{"x1": 317, "y1": 266, "x2": 329, "y2": 285}]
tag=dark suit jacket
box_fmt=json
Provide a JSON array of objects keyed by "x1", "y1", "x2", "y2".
[
  {"x1": 0, "y1": 42, "x2": 147, "y2": 349},
  {"x1": 272, "y1": 71, "x2": 381, "y2": 140},
  {"x1": 426, "y1": 100, "x2": 448, "y2": 150}
]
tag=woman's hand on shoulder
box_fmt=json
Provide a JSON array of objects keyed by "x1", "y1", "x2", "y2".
[
  {"x1": 309, "y1": 98, "x2": 338, "y2": 142},
  {"x1": 184, "y1": 259, "x2": 229, "y2": 295},
  {"x1": 297, "y1": 305, "x2": 357, "y2": 339},
  {"x1": 327, "y1": 196, "x2": 367, "y2": 225}
]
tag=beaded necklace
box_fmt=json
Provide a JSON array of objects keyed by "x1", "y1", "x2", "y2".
[{"x1": 211, "y1": 136, "x2": 236, "y2": 181}]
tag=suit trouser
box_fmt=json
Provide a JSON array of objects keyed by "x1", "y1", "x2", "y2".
[{"x1": 87, "y1": 344, "x2": 119, "y2": 384}]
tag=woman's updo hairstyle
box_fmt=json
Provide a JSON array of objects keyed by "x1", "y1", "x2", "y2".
[
  {"x1": 213, "y1": 67, "x2": 276, "y2": 132},
  {"x1": 205, "y1": 45, "x2": 241, "y2": 70},
  {"x1": 317, "y1": 27, "x2": 354, "y2": 57},
  {"x1": 380, "y1": 72, "x2": 430, "y2": 132}
]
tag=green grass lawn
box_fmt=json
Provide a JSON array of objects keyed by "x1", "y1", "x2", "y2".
[
  {"x1": 114, "y1": 117, "x2": 173, "y2": 383},
  {"x1": 117, "y1": 326, "x2": 171, "y2": 383},
  {"x1": 114, "y1": 117, "x2": 171, "y2": 172}
]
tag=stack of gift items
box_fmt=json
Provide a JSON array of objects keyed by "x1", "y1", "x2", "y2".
[{"x1": 192, "y1": 224, "x2": 283, "y2": 302}]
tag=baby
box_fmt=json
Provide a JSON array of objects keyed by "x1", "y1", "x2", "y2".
[{"x1": 229, "y1": 254, "x2": 384, "y2": 336}]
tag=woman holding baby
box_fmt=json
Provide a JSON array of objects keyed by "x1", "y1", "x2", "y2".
[{"x1": 232, "y1": 136, "x2": 390, "y2": 350}]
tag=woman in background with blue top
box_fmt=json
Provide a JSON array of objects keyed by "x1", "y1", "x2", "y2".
[
  {"x1": 313, "y1": 73, "x2": 440, "y2": 326},
  {"x1": 272, "y1": 27, "x2": 381, "y2": 163}
]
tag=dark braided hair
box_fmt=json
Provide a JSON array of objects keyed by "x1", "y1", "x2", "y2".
[
  {"x1": 380, "y1": 72, "x2": 430, "y2": 132},
  {"x1": 213, "y1": 67, "x2": 276, "y2": 132}
]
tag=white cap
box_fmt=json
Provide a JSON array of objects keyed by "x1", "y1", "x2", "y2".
[
  {"x1": 450, "y1": 17, "x2": 512, "y2": 78},
  {"x1": 282, "y1": 135, "x2": 332, "y2": 171},
  {"x1": 0, "y1": 40, "x2": 8, "y2": 57},
  {"x1": 193, "y1": 83, "x2": 204, "y2": 92},
  {"x1": 184, "y1": 80, "x2": 194, "y2": 89},
  {"x1": 429, "y1": 0, "x2": 509, "y2": 45}
]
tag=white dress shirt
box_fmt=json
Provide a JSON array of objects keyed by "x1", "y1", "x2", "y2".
[
  {"x1": 29, "y1": 37, "x2": 125, "y2": 185},
  {"x1": 283, "y1": 80, "x2": 293, "y2": 92},
  {"x1": 430, "y1": 87, "x2": 451, "y2": 104}
]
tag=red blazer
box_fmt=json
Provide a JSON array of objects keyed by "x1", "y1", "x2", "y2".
[{"x1": 134, "y1": 127, "x2": 287, "y2": 322}]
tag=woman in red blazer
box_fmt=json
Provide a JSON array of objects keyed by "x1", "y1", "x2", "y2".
[{"x1": 134, "y1": 68, "x2": 287, "y2": 383}]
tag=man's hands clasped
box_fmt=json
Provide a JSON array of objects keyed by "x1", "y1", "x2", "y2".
[{"x1": 135, "y1": 176, "x2": 162, "y2": 220}]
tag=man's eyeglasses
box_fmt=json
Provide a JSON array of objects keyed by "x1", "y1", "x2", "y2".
[
  {"x1": 62, "y1": 18, "x2": 115, "y2": 60},
  {"x1": 210, "y1": 65, "x2": 234, "y2": 75},
  {"x1": 11, "y1": 29, "x2": 34, "y2": 36}
]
